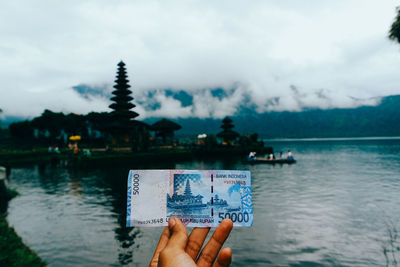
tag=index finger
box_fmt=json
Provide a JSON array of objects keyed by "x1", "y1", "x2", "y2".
[
  {"x1": 197, "y1": 219, "x2": 233, "y2": 267},
  {"x1": 149, "y1": 226, "x2": 170, "y2": 267}
]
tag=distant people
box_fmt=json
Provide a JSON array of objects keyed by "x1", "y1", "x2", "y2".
[
  {"x1": 83, "y1": 149, "x2": 91, "y2": 157},
  {"x1": 287, "y1": 150, "x2": 293, "y2": 160},
  {"x1": 279, "y1": 152, "x2": 284, "y2": 160},
  {"x1": 269, "y1": 153, "x2": 274, "y2": 160},
  {"x1": 248, "y1": 152, "x2": 256, "y2": 160},
  {"x1": 73, "y1": 144, "x2": 79, "y2": 155}
]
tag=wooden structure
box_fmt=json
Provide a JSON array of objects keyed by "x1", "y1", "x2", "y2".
[
  {"x1": 150, "y1": 118, "x2": 181, "y2": 143},
  {"x1": 216, "y1": 117, "x2": 240, "y2": 144}
]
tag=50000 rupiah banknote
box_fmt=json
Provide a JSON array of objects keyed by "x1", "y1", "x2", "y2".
[{"x1": 126, "y1": 170, "x2": 253, "y2": 227}]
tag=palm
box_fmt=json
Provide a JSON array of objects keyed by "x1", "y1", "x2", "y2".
[{"x1": 150, "y1": 218, "x2": 233, "y2": 267}]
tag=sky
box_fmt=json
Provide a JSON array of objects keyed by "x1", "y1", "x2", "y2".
[{"x1": 1, "y1": 0, "x2": 399, "y2": 119}]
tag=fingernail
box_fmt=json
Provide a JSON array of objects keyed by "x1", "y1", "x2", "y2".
[{"x1": 168, "y1": 218, "x2": 175, "y2": 229}]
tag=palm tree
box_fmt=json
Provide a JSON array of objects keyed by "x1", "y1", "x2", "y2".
[{"x1": 389, "y1": 7, "x2": 400, "y2": 44}]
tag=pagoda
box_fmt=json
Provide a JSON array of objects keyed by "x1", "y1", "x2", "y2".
[
  {"x1": 167, "y1": 179, "x2": 205, "y2": 208},
  {"x1": 216, "y1": 117, "x2": 240, "y2": 144},
  {"x1": 107, "y1": 61, "x2": 149, "y2": 149},
  {"x1": 109, "y1": 61, "x2": 139, "y2": 123},
  {"x1": 184, "y1": 179, "x2": 193, "y2": 197}
]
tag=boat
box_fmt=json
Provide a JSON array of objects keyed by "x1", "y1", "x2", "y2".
[{"x1": 248, "y1": 157, "x2": 296, "y2": 164}]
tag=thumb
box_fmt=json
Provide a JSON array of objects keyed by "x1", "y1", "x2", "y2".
[{"x1": 165, "y1": 217, "x2": 188, "y2": 250}]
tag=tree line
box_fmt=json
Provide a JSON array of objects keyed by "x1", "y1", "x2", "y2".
[{"x1": 8, "y1": 110, "x2": 117, "y2": 148}]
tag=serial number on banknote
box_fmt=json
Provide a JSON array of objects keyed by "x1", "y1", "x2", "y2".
[{"x1": 126, "y1": 170, "x2": 253, "y2": 228}]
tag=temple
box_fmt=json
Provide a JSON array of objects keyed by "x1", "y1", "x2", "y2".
[
  {"x1": 150, "y1": 118, "x2": 182, "y2": 144},
  {"x1": 107, "y1": 61, "x2": 149, "y2": 149},
  {"x1": 216, "y1": 117, "x2": 240, "y2": 144},
  {"x1": 167, "y1": 179, "x2": 206, "y2": 209},
  {"x1": 109, "y1": 61, "x2": 139, "y2": 122}
]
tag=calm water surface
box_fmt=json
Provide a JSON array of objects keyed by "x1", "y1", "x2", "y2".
[{"x1": 6, "y1": 139, "x2": 400, "y2": 266}]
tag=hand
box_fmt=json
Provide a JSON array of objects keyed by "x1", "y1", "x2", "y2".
[{"x1": 149, "y1": 217, "x2": 233, "y2": 267}]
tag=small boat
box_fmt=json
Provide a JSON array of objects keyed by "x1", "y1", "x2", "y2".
[{"x1": 248, "y1": 157, "x2": 296, "y2": 164}]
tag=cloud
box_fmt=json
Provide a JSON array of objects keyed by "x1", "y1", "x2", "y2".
[
  {"x1": 70, "y1": 83, "x2": 381, "y2": 120},
  {"x1": 72, "y1": 84, "x2": 110, "y2": 100},
  {"x1": 0, "y1": 0, "x2": 399, "y2": 118}
]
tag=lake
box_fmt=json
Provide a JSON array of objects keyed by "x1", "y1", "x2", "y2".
[{"x1": 6, "y1": 138, "x2": 400, "y2": 266}]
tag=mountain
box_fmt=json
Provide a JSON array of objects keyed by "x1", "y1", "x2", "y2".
[
  {"x1": 145, "y1": 95, "x2": 400, "y2": 138},
  {"x1": 0, "y1": 116, "x2": 27, "y2": 129},
  {"x1": 4, "y1": 84, "x2": 400, "y2": 138}
]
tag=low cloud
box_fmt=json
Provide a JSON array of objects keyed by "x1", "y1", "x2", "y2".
[
  {"x1": 69, "y1": 83, "x2": 382, "y2": 119},
  {"x1": 0, "y1": 0, "x2": 399, "y2": 118}
]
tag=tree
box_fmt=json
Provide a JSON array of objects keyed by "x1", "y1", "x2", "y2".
[
  {"x1": 389, "y1": 7, "x2": 400, "y2": 44},
  {"x1": 86, "y1": 112, "x2": 113, "y2": 131},
  {"x1": 31, "y1": 110, "x2": 65, "y2": 136},
  {"x1": 9, "y1": 121, "x2": 33, "y2": 139}
]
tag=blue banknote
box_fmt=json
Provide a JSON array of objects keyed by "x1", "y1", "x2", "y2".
[{"x1": 126, "y1": 170, "x2": 253, "y2": 227}]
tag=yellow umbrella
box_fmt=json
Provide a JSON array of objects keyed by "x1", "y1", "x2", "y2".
[{"x1": 69, "y1": 135, "x2": 81, "y2": 141}]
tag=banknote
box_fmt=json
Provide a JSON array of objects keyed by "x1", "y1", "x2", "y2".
[{"x1": 126, "y1": 170, "x2": 253, "y2": 227}]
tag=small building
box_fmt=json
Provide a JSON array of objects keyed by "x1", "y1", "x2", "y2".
[
  {"x1": 150, "y1": 118, "x2": 182, "y2": 144},
  {"x1": 216, "y1": 117, "x2": 240, "y2": 144}
]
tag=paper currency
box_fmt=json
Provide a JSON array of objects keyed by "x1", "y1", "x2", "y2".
[{"x1": 126, "y1": 170, "x2": 253, "y2": 227}]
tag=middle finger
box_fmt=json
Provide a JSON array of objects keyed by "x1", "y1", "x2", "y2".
[
  {"x1": 185, "y1": 227, "x2": 211, "y2": 260},
  {"x1": 196, "y1": 219, "x2": 233, "y2": 267}
]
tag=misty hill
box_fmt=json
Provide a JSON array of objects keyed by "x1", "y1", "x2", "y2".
[
  {"x1": 144, "y1": 95, "x2": 400, "y2": 138},
  {"x1": 3, "y1": 93, "x2": 399, "y2": 139}
]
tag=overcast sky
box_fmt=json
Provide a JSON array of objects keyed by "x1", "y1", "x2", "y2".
[{"x1": 1, "y1": 0, "x2": 399, "y2": 119}]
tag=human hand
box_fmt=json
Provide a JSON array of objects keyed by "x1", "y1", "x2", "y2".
[{"x1": 149, "y1": 217, "x2": 233, "y2": 267}]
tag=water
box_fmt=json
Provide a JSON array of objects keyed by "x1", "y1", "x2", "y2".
[{"x1": 5, "y1": 139, "x2": 400, "y2": 266}]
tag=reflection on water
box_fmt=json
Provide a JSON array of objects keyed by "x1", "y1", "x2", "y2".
[{"x1": 5, "y1": 139, "x2": 400, "y2": 266}]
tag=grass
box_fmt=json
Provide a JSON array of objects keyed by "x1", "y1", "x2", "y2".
[
  {"x1": 0, "y1": 215, "x2": 46, "y2": 267},
  {"x1": 6, "y1": 187, "x2": 19, "y2": 199},
  {"x1": 0, "y1": 149, "x2": 52, "y2": 166}
]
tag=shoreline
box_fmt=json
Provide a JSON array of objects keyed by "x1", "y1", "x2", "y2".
[
  {"x1": 0, "y1": 183, "x2": 46, "y2": 267},
  {"x1": 265, "y1": 136, "x2": 400, "y2": 142},
  {"x1": 0, "y1": 146, "x2": 273, "y2": 167},
  {"x1": 0, "y1": 214, "x2": 46, "y2": 267}
]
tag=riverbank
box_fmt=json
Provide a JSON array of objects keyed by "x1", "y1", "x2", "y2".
[
  {"x1": 0, "y1": 149, "x2": 53, "y2": 166},
  {"x1": 0, "y1": 181, "x2": 45, "y2": 267},
  {"x1": 0, "y1": 214, "x2": 46, "y2": 267}
]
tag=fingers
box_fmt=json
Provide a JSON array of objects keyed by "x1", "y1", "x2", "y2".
[
  {"x1": 185, "y1": 227, "x2": 211, "y2": 260},
  {"x1": 151, "y1": 218, "x2": 233, "y2": 267},
  {"x1": 149, "y1": 226, "x2": 170, "y2": 267},
  {"x1": 165, "y1": 217, "x2": 188, "y2": 250},
  {"x1": 197, "y1": 219, "x2": 233, "y2": 267},
  {"x1": 213, "y1": 248, "x2": 232, "y2": 267}
]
